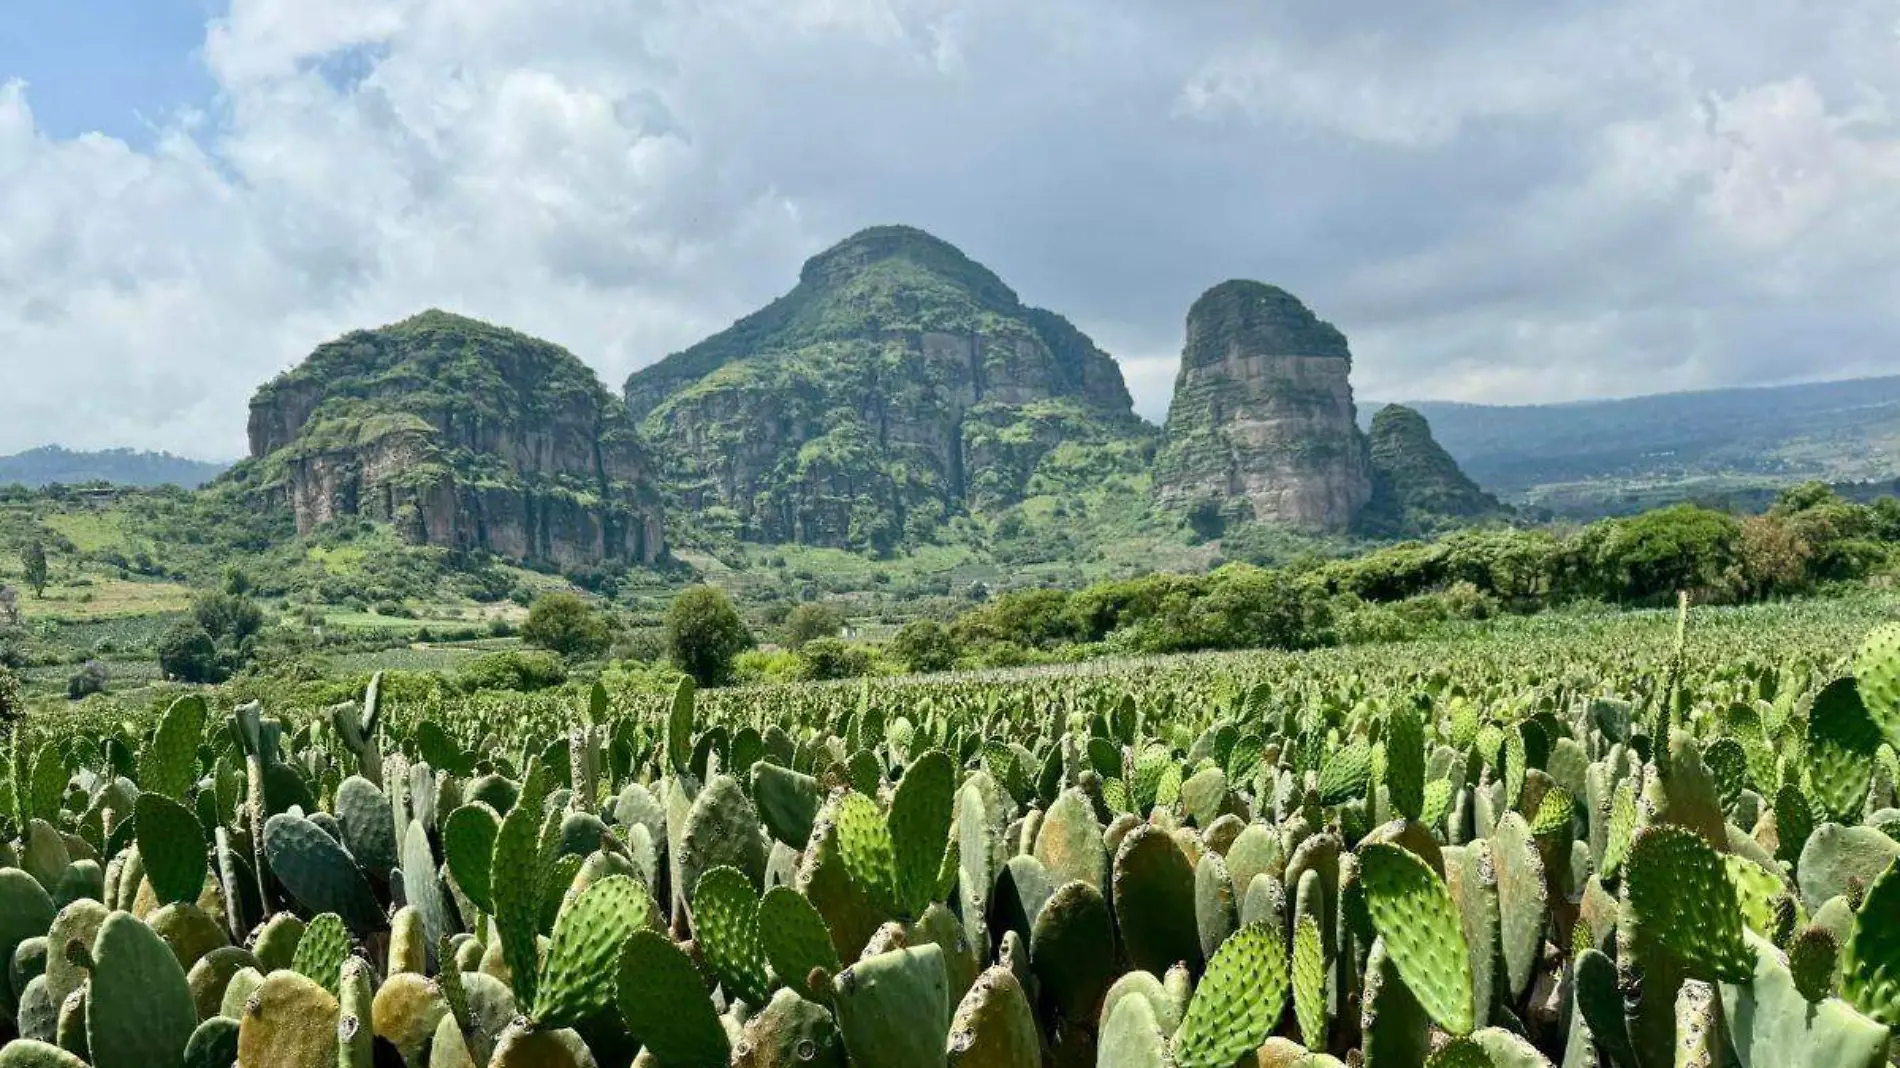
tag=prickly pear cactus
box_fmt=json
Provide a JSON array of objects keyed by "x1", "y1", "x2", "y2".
[
  {"x1": 1854, "y1": 623, "x2": 1900, "y2": 751},
  {"x1": 1172, "y1": 921, "x2": 1290, "y2": 1068},
  {"x1": 1839, "y1": 856, "x2": 1900, "y2": 1027},
  {"x1": 536, "y1": 874, "x2": 653, "y2": 1030},
  {"x1": 832, "y1": 944, "x2": 951, "y2": 1068},
  {"x1": 86, "y1": 912, "x2": 197, "y2": 1068},
  {"x1": 691, "y1": 866, "x2": 770, "y2": 1008},
  {"x1": 1356, "y1": 842, "x2": 1474, "y2": 1035},
  {"x1": 1112, "y1": 824, "x2": 1202, "y2": 976},
  {"x1": 1292, "y1": 911, "x2": 1327, "y2": 1051},
  {"x1": 1625, "y1": 824, "x2": 1753, "y2": 983}
]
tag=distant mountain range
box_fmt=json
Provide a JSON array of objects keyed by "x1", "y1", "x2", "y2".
[
  {"x1": 0, "y1": 445, "x2": 230, "y2": 489},
  {"x1": 1367, "y1": 375, "x2": 1900, "y2": 516}
]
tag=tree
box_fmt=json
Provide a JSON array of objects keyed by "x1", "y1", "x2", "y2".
[
  {"x1": 783, "y1": 602, "x2": 846, "y2": 650},
  {"x1": 889, "y1": 619, "x2": 960, "y2": 674},
  {"x1": 665, "y1": 585, "x2": 752, "y2": 687},
  {"x1": 520, "y1": 592, "x2": 613, "y2": 660},
  {"x1": 158, "y1": 621, "x2": 223, "y2": 684},
  {"x1": 21, "y1": 541, "x2": 47, "y2": 598},
  {"x1": 0, "y1": 585, "x2": 18, "y2": 628}
]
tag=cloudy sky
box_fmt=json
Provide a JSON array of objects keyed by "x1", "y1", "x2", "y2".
[{"x1": 4, "y1": 0, "x2": 1899, "y2": 458}]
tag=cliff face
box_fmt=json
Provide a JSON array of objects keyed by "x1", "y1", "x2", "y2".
[
  {"x1": 1154, "y1": 281, "x2": 1372, "y2": 532},
  {"x1": 1360, "y1": 404, "x2": 1508, "y2": 535},
  {"x1": 626, "y1": 225, "x2": 1153, "y2": 550},
  {"x1": 245, "y1": 310, "x2": 664, "y2": 567}
]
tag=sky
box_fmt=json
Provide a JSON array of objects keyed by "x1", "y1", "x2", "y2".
[{"x1": 4, "y1": 1, "x2": 1900, "y2": 459}]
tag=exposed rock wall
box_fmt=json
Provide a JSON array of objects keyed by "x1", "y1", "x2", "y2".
[
  {"x1": 1154, "y1": 281, "x2": 1372, "y2": 531},
  {"x1": 246, "y1": 310, "x2": 664, "y2": 566},
  {"x1": 627, "y1": 226, "x2": 1152, "y2": 550}
]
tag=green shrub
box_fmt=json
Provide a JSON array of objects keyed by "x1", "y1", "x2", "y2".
[
  {"x1": 66, "y1": 660, "x2": 109, "y2": 700},
  {"x1": 457, "y1": 650, "x2": 568, "y2": 693},
  {"x1": 796, "y1": 638, "x2": 871, "y2": 681},
  {"x1": 157, "y1": 621, "x2": 222, "y2": 684}
]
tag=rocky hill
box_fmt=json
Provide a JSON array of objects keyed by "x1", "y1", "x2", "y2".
[
  {"x1": 240, "y1": 310, "x2": 665, "y2": 566},
  {"x1": 1153, "y1": 281, "x2": 1372, "y2": 532},
  {"x1": 626, "y1": 226, "x2": 1154, "y2": 551},
  {"x1": 1359, "y1": 404, "x2": 1508, "y2": 535}
]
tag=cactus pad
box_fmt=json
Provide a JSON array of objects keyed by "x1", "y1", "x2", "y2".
[
  {"x1": 1112, "y1": 825, "x2": 1203, "y2": 976},
  {"x1": 1840, "y1": 856, "x2": 1900, "y2": 1027},
  {"x1": 617, "y1": 930, "x2": 728, "y2": 1066},
  {"x1": 831, "y1": 944, "x2": 951, "y2": 1068},
  {"x1": 1172, "y1": 921, "x2": 1290, "y2": 1068},
  {"x1": 1625, "y1": 824, "x2": 1753, "y2": 983},
  {"x1": 1356, "y1": 842, "x2": 1475, "y2": 1035},
  {"x1": 536, "y1": 874, "x2": 652, "y2": 1030},
  {"x1": 289, "y1": 912, "x2": 351, "y2": 995},
  {"x1": 690, "y1": 866, "x2": 770, "y2": 1008},
  {"x1": 86, "y1": 912, "x2": 197, "y2": 1068}
]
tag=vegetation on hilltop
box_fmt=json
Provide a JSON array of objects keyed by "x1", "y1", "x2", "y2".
[{"x1": 0, "y1": 445, "x2": 229, "y2": 489}]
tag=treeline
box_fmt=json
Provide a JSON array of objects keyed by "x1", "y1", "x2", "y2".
[{"x1": 885, "y1": 483, "x2": 1900, "y2": 672}]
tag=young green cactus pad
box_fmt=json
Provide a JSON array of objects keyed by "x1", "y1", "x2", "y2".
[
  {"x1": 831, "y1": 944, "x2": 951, "y2": 1068},
  {"x1": 133, "y1": 792, "x2": 208, "y2": 907},
  {"x1": 1112, "y1": 824, "x2": 1203, "y2": 975},
  {"x1": 1624, "y1": 824, "x2": 1753, "y2": 983},
  {"x1": 489, "y1": 762, "x2": 552, "y2": 1007},
  {"x1": 441, "y1": 802, "x2": 501, "y2": 914},
  {"x1": 833, "y1": 790, "x2": 901, "y2": 917},
  {"x1": 289, "y1": 912, "x2": 352, "y2": 995},
  {"x1": 758, "y1": 884, "x2": 842, "y2": 994},
  {"x1": 617, "y1": 930, "x2": 729, "y2": 1066},
  {"x1": 535, "y1": 873, "x2": 655, "y2": 1029},
  {"x1": 1356, "y1": 842, "x2": 1475, "y2": 1035},
  {"x1": 1806, "y1": 677, "x2": 1883, "y2": 823},
  {"x1": 1384, "y1": 704, "x2": 1427, "y2": 824},
  {"x1": 690, "y1": 866, "x2": 770, "y2": 1009},
  {"x1": 1291, "y1": 912, "x2": 1327, "y2": 1051},
  {"x1": 890, "y1": 750, "x2": 957, "y2": 920},
  {"x1": 139, "y1": 695, "x2": 206, "y2": 802},
  {"x1": 1172, "y1": 921, "x2": 1290, "y2": 1068},
  {"x1": 1839, "y1": 857, "x2": 1900, "y2": 1027},
  {"x1": 1854, "y1": 622, "x2": 1900, "y2": 751}
]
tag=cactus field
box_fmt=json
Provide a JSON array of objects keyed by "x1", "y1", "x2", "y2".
[{"x1": 2, "y1": 604, "x2": 1900, "y2": 1066}]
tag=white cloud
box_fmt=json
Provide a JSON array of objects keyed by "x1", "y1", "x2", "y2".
[{"x1": 4, "y1": 0, "x2": 1900, "y2": 456}]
